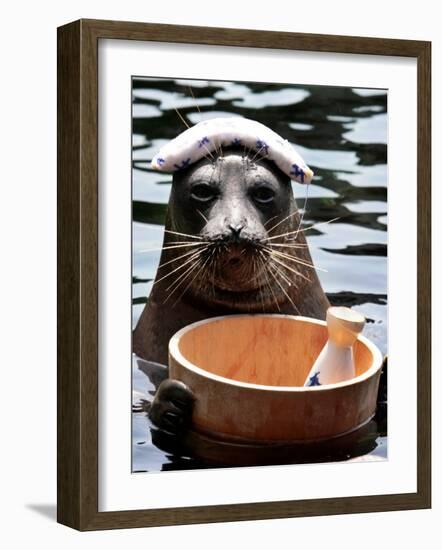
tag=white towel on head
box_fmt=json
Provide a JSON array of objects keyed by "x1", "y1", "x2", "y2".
[{"x1": 150, "y1": 117, "x2": 314, "y2": 184}]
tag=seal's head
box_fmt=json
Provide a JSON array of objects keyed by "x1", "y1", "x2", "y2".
[
  {"x1": 134, "y1": 118, "x2": 328, "y2": 364},
  {"x1": 159, "y1": 148, "x2": 309, "y2": 311},
  {"x1": 151, "y1": 117, "x2": 316, "y2": 311}
]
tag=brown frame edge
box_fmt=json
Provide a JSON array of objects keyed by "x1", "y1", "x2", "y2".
[{"x1": 57, "y1": 18, "x2": 431, "y2": 531}]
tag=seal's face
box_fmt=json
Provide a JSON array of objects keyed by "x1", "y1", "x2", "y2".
[{"x1": 163, "y1": 149, "x2": 303, "y2": 310}]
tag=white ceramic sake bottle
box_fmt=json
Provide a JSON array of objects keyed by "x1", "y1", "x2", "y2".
[{"x1": 304, "y1": 306, "x2": 365, "y2": 387}]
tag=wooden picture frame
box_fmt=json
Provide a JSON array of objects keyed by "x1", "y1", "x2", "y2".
[{"x1": 57, "y1": 18, "x2": 431, "y2": 530}]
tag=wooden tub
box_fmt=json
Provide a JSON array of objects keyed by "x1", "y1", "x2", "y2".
[{"x1": 168, "y1": 314, "x2": 383, "y2": 445}]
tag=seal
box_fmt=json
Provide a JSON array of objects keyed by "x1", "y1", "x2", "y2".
[
  {"x1": 134, "y1": 148, "x2": 329, "y2": 361},
  {"x1": 133, "y1": 147, "x2": 330, "y2": 434}
]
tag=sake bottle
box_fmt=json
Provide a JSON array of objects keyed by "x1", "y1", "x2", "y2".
[{"x1": 304, "y1": 306, "x2": 365, "y2": 387}]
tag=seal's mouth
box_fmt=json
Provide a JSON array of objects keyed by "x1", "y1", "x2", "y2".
[
  {"x1": 210, "y1": 242, "x2": 259, "y2": 288},
  {"x1": 223, "y1": 243, "x2": 250, "y2": 267},
  {"x1": 176, "y1": 239, "x2": 293, "y2": 311},
  {"x1": 162, "y1": 234, "x2": 302, "y2": 311}
]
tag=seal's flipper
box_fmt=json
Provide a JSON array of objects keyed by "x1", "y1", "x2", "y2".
[{"x1": 136, "y1": 358, "x2": 168, "y2": 396}]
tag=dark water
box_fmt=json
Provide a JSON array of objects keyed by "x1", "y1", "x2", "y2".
[{"x1": 131, "y1": 77, "x2": 388, "y2": 473}]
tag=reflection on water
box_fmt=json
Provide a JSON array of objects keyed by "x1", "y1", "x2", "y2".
[{"x1": 131, "y1": 77, "x2": 388, "y2": 473}]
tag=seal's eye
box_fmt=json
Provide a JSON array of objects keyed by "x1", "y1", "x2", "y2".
[
  {"x1": 190, "y1": 183, "x2": 217, "y2": 203},
  {"x1": 251, "y1": 186, "x2": 275, "y2": 204}
]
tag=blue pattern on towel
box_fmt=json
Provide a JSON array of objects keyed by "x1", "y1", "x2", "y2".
[
  {"x1": 256, "y1": 139, "x2": 269, "y2": 155},
  {"x1": 174, "y1": 157, "x2": 192, "y2": 170},
  {"x1": 198, "y1": 137, "x2": 210, "y2": 148},
  {"x1": 290, "y1": 163, "x2": 305, "y2": 183}
]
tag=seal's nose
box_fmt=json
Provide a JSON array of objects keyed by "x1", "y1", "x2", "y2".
[{"x1": 228, "y1": 222, "x2": 244, "y2": 238}]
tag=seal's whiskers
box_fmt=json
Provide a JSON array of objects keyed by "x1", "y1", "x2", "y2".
[
  {"x1": 263, "y1": 214, "x2": 280, "y2": 228},
  {"x1": 267, "y1": 242, "x2": 308, "y2": 249},
  {"x1": 165, "y1": 229, "x2": 204, "y2": 240},
  {"x1": 243, "y1": 144, "x2": 253, "y2": 160},
  {"x1": 263, "y1": 246, "x2": 327, "y2": 273},
  {"x1": 174, "y1": 107, "x2": 191, "y2": 129},
  {"x1": 249, "y1": 146, "x2": 267, "y2": 163},
  {"x1": 269, "y1": 261, "x2": 294, "y2": 286},
  {"x1": 185, "y1": 86, "x2": 215, "y2": 160},
  {"x1": 163, "y1": 242, "x2": 222, "y2": 303},
  {"x1": 157, "y1": 246, "x2": 209, "y2": 270},
  {"x1": 187, "y1": 85, "x2": 199, "y2": 109},
  {"x1": 265, "y1": 217, "x2": 341, "y2": 242},
  {"x1": 265, "y1": 253, "x2": 311, "y2": 283},
  {"x1": 138, "y1": 241, "x2": 208, "y2": 253},
  {"x1": 251, "y1": 255, "x2": 266, "y2": 313},
  {"x1": 197, "y1": 209, "x2": 209, "y2": 224},
  {"x1": 163, "y1": 256, "x2": 204, "y2": 297},
  {"x1": 209, "y1": 248, "x2": 218, "y2": 297},
  {"x1": 255, "y1": 255, "x2": 271, "y2": 310},
  {"x1": 153, "y1": 249, "x2": 207, "y2": 286},
  {"x1": 293, "y1": 181, "x2": 310, "y2": 241},
  {"x1": 267, "y1": 263, "x2": 301, "y2": 314},
  {"x1": 255, "y1": 154, "x2": 269, "y2": 163},
  {"x1": 257, "y1": 251, "x2": 281, "y2": 312},
  {"x1": 170, "y1": 255, "x2": 213, "y2": 307},
  {"x1": 266, "y1": 210, "x2": 302, "y2": 234},
  {"x1": 165, "y1": 240, "x2": 210, "y2": 245}
]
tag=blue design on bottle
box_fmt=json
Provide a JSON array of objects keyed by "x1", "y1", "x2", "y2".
[
  {"x1": 231, "y1": 138, "x2": 242, "y2": 147},
  {"x1": 306, "y1": 372, "x2": 321, "y2": 387},
  {"x1": 157, "y1": 157, "x2": 165, "y2": 166},
  {"x1": 290, "y1": 163, "x2": 305, "y2": 183},
  {"x1": 174, "y1": 157, "x2": 192, "y2": 170}
]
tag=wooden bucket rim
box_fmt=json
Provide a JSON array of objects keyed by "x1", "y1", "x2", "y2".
[{"x1": 169, "y1": 314, "x2": 383, "y2": 392}]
